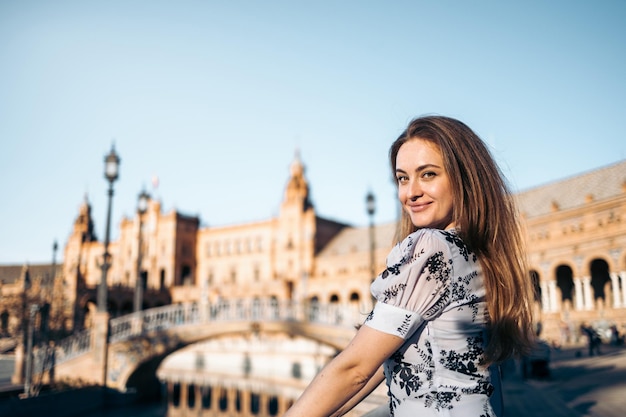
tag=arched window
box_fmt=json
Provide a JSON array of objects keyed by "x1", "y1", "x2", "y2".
[
  {"x1": 529, "y1": 270, "x2": 541, "y2": 302},
  {"x1": 201, "y1": 386, "x2": 212, "y2": 409},
  {"x1": 556, "y1": 265, "x2": 574, "y2": 302},
  {"x1": 188, "y1": 384, "x2": 196, "y2": 408},
  {"x1": 590, "y1": 258, "x2": 611, "y2": 302}
]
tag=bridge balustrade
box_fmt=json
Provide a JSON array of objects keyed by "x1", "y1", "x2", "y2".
[
  {"x1": 30, "y1": 328, "x2": 91, "y2": 375},
  {"x1": 27, "y1": 299, "x2": 367, "y2": 378},
  {"x1": 107, "y1": 299, "x2": 365, "y2": 345}
]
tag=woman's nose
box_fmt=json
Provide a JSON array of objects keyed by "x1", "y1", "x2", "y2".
[{"x1": 407, "y1": 180, "x2": 422, "y2": 200}]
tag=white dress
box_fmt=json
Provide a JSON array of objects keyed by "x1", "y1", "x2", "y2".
[{"x1": 364, "y1": 228, "x2": 501, "y2": 417}]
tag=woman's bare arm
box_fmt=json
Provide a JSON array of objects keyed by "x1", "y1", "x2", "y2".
[
  {"x1": 329, "y1": 366, "x2": 386, "y2": 417},
  {"x1": 283, "y1": 325, "x2": 402, "y2": 417}
]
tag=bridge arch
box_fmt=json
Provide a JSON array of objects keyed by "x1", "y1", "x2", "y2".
[{"x1": 42, "y1": 300, "x2": 364, "y2": 392}]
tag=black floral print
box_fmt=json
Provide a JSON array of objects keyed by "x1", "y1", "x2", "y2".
[
  {"x1": 439, "y1": 336, "x2": 486, "y2": 377},
  {"x1": 369, "y1": 229, "x2": 496, "y2": 416},
  {"x1": 382, "y1": 283, "x2": 407, "y2": 302},
  {"x1": 443, "y1": 230, "x2": 477, "y2": 263}
]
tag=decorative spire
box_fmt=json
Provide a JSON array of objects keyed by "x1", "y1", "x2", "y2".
[
  {"x1": 284, "y1": 149, "x2": 312, "y2": 210},
  {"x1": 74, "y1": 195, "x2": 97, "y2": 242},
  {"x1": 290, "y1": 148, "x2": 304, "y2": 178}
]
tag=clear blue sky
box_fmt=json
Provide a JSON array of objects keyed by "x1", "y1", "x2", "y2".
[{"x1": 1, "y1": 0, "x2": 625, "y2": 264}]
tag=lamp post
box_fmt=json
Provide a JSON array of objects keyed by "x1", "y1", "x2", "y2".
[
  {"x1": 96, "y1": 144, "x2": 120, "y2": 390},
  {"x1": 18, "y1": 266, "x2": 31, "y2": 388},
  {"x1": 42, "y1": 241, "x2": 58, "y2": 338},
  {"x1": 23, "y1": 304, "x2": 39, "y2": 398},
  {"x1": 51, "y1": 241, "x2": 58, "y2": 275},
  {"x1": 51, "y1": 241, "x2": 58, "y2": 284},
  {"x1": 134, "y1": 189, "x2": 149, "y2": 313},
  {"x1": 97, "y1": 145, "x2": 120, "y2": 313},
  {"x1": 366, "y1": 191, "x2": 376, "y2": 288}
]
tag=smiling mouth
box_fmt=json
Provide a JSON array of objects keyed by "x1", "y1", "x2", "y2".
[{"x1": 407, "y1": 202, "x2": 431, "y2": 212}]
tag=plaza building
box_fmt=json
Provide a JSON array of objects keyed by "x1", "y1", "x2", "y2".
[
  {"x1": 0, "y1": 155, "x2": 625, "y2": 347},
  {"x1": 516, "y1": 160, "x2": 626, "y2": 344}
]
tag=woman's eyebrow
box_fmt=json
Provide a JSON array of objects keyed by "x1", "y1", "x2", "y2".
[
  {"x1": 396, "y1": 163, "x2": 441, "y2": 173},
  {"x1": 417, "y1": 163, "x2": 441, "y2": 170}
]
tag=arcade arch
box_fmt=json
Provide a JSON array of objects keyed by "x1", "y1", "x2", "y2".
[{"x1": 590, "y1": 258, "x2": 610, "y2": 305}]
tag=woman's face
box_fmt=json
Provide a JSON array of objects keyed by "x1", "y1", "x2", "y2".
[{"x1": 395, "y1": 138, "x2": 455, "y2": 230}]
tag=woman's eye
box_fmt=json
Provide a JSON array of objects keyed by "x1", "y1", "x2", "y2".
[
  {"x1": 396, "y1": 175, "x2": 408, "y2": 183},
  {"x1": 422, "y1": 171, "x2": 436, "y2": 179}
]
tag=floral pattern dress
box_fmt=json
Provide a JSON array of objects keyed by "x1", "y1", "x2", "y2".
[{"x1": 364, "y1": 228, "x2": 501, "y2": 417}]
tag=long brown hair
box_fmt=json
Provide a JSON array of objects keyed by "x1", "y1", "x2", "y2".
[{"x1": 389, "y1": 115, "x2": 535, "y2": 363}]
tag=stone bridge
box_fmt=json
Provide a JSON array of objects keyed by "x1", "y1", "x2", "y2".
[{"x1": 22, "y1": 300, "x2": 368, "y2": 391}]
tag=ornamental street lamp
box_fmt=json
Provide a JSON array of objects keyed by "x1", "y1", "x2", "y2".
[
  {"x1": 23, "y1": 304, "x2": 39, "y2": 398},
  {"x1": 97, "y1": 145, "x2": 120, "y2": 313},
  {"x1": 133, "y1": 189, "x2": 150, "y2": 313},
  {"x1": 41, "y1": 240, "x2": 58, "y2": 338},
  {"x1": 366, "y1": 191, "x2": 376, "y2": 286}
]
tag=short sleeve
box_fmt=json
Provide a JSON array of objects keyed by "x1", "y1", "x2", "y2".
[{"x1": 364, "y1": 229, "x2": 453, "y2": 339}]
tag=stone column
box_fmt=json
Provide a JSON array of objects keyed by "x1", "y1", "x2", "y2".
[
  {"x1": 574, "y1": 278, "x2": 584, "y2": 310},
  {"x1": 548, "y1": 280, "x2": 559, "y2": 312},
  {"x1": 92, "y1": 311, "x2": 110, "y2": 386},
  {"x1": 620, "y1": 272, "x2": 626, "y2": 308},
  {"x1": 193, "y1": 384, "x2": 202, "y2": 414},
  {"x1": 180, "y1": 381, "x2": 189, "y2": 413},
  {"x1": 582, "y1": 276, "x2": 594, "y2": 310},
  {"x1": 540, "y1": 281, "x2": 550, "y2": 312},
  {"x1": 277, "y1": 394, "x2": 290, "y2": 415},
  {"x1": 227, "y1": 386, "x2": 237, "y2": 415},
  {"x1": 167, "y1": 381, "x2": 182, "y2": 417},
  {"x1": 241, "y1": 388, "x2": 251, "y2": 417},
  {"x1": 131, "y1": 312, "x2": 143, "y2": 336},
  {"x1": 610, "y1": 273, "x2": 622, "y2": 308},
  {"x1": 260, "y1": 391, "x2": 269, "y2": 416}
]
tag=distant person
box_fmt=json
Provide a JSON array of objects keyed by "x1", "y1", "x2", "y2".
[
  {"x1": 581, "y1": 323, "x2": 601, "y2": 356},
  {"x1": 609, "y1": 324, "x2": 623, "y2": 346},
  {"x1": 559, "y1": 320, "x2": 571, "y2": 348},
  {"x1": 283, "y1": 115, "x2": 536, "y2": 417}
]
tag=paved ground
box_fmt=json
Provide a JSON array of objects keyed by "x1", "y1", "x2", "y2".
[
  {"x1": 0, "y1": 354, "x2": 22, "y2": 398},
  {"x1": 502, "y1": 343, "x2": 626, "y2": 417},
  {"x1": 0, "y1": 355, "x2": 16, "y2": 387}
]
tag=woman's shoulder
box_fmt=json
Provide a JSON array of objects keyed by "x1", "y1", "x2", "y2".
[
  {"x1": 386, "y1": 228, "x2": 455, "y2": 264},
  {"x1": 403, "y1": 228, "x2": 460, "y2": 248},
  {"x1": 395, "y1": 228, "x2": 472, "y2": 261}
]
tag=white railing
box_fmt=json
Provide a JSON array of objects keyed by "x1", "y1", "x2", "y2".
[
  {"x1": 109, "y1": 299, "x2": 365, "y2": 343},
  {"x1": 47, "y1": 300, "x2": 368, "y2": 367},
  {"x1": 33, "y1": 329, "x2": 91, "y2": 372}
]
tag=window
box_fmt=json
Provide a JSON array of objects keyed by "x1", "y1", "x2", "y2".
[
  {"x1": 254, "y1": 266, "x2": 260, "y2": 282},
  {"x1": 291, "y1": 362, "x2": 302, "y2": 379}
]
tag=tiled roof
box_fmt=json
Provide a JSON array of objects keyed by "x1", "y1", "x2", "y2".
[
  {"x1": 317, "y1": 221, "x2": 397, "y2": 258},
  {"x1": 0, "y1": 263, "x2": 61, "y2": 286},
  {"x1": 0, "y1": 265, "x2": 24, "y2": 286},
  {"x1": 515, "y1": 160, "x2": 626, "y2": 218}
]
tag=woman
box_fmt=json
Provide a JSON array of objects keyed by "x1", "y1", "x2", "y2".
[{"x1": 284, "y1": 115, "x2": 536, "y2": 417}]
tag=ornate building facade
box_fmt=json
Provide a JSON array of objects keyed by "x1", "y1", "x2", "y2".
[
  {"x1": 516, "y1": 161, "x2": 626, "y2": 343},
  {"x1": 1, "y1": 156, "x2": 625, "y2": 347}
]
